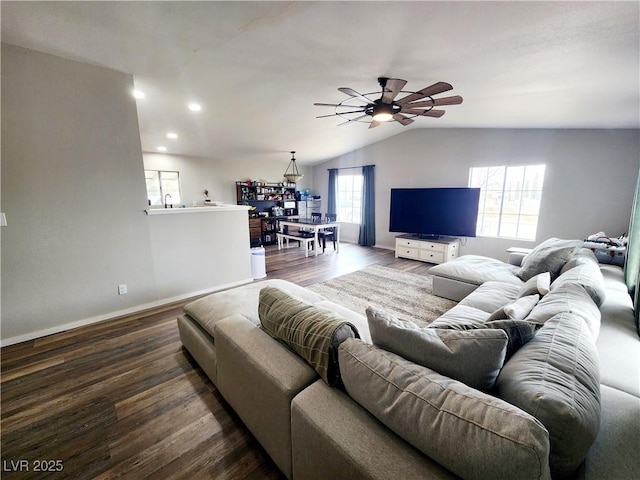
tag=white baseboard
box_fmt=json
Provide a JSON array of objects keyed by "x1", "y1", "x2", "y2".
[{"x1": 0, "y1": 277, "x2": 254, "y2": 347}]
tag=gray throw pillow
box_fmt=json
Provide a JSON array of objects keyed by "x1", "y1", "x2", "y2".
[
  {"x1": 259, "y1": 286, "x2": 359, "y2": 386},
  {"x1": 517, "y1": 237, "x2": 582, "y2": 281},
  {"x1": 436, "y1": 318, "x2": 540, "y2": 361},
  {"x1": 366, "y1": 307, "x2": 507, "y2": 390},
  {"x1": 518, "y1": 272, "x2": 551, "y2": 298}
]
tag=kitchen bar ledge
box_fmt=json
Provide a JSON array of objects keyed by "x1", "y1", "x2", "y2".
[{"x1": 145, "y1": 205, "x2": 250, "y2": 215}]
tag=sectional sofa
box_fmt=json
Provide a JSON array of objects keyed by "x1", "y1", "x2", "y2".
[{"x1": 177, "y1": 238, "x2": 639, "y2": 480}]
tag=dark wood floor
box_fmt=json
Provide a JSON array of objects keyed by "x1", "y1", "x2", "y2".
[{"x1": 1, "y1": 243, "x2": 431, "y2": 479}]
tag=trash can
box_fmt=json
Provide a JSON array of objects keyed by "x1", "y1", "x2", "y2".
[{"x1": 250, "y1": 246, "x2": 267, "y2": 279}]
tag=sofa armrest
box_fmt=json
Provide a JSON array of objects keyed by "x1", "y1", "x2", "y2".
[
  {"x1": 291, "y1": 380, "x2": 458, "y2": 480},
  {"x1": 215, "y1": 314, "x2": 317, "y2": 479},
  {"x1": 507, "y1": 247, "x2": 532, "y2": 266}
]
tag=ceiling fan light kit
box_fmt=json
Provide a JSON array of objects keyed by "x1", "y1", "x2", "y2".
[
  {"x1": 283, "y1": 151, "x2": 303, "y2": 183},
  {"x1": 315, "y1": 77, "x2": 463, "y2": 128}
]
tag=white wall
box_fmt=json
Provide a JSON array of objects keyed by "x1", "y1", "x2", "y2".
[
  {"x1": 144, "y1": 152, "x2": 314, "y2": 207},
  {"x1": 1, "y1": 45, "x2": 253, "y2": 345},
  {"x1": 313, "y1": 128, "x2": 640, "y2": 259}
]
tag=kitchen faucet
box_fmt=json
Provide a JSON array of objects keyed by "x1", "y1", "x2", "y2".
[{"x1": 164, "y1": 193, "x2": 173, "y2": 208}]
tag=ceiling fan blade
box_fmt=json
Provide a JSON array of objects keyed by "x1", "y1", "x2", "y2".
[
  {"x1": 392, "y1": 113, "x2": 415, "y2": 126},
  {"x1": 314, "y1": 103, "x2": 349, "y2": 107},
  {"x1": 338, "y1": 87, "x2": 372, "y2": 104},
  {"x1": 396, "y1": 82, "x2": 453, "y2": 105},
  {"x1": 368, "y1": 120, "x2": 382, "y2": 129},
  {"x1": 338, "y1": 115, "x2": 369, "y2": 126},
  {"x1": 400, "y1": 109, "x2": 446, "y2": 118},
  {"x1": 380, "y1": 78, "x2": 408, "y2": 103},
  {"x1": 316, "y1": 109, "x2": 367, "y2": 119},
  {"x1": 403, "y1": 95, "x2": 463, "y2": 109}
]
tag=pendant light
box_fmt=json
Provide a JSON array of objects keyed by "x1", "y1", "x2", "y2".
[{"x1": 283, "y1": 151, "x2": 303, "y2": 183}]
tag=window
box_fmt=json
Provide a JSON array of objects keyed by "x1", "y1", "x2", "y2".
[
  {"x1": 336, "y1": 173, "x2": 363, "y2": 224},
  {"x1": 469, "y1": 165, "x2": 546, "y2": 240},
  {"x1": 145, "y1": 170, "x2": 182, "y2": 206}
]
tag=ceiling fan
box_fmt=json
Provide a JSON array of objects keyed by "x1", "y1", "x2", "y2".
[{"x1": 314, "y1": 77, "x2": 463, "y2": 128}]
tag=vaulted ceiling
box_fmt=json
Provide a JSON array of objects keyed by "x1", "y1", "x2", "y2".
[{"x1": 2, "y1": 1, "x2": 638, "y2": 165}]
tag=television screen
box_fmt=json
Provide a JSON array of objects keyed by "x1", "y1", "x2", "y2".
[{"x1": 389, "y1": 187, "x2": 480, "y2": 238}]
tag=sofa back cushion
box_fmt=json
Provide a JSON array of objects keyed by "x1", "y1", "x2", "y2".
[
  {"x1": 366, "y1": 307, "x2": 507, "y2": 390},
  {"x1": 526, "y1": 283, "x2": 601, "y2": 339},
  {"x1": 496, "y1": 312, "x2": 601, "y2": 479},
  {"x1": 517, "y1": 238, "x2": 582, "y2": 282},
  {"x1": 459, "y1": 280, "x2": 521, "y2": 313},
  {"x1": 552, "y1": 260, "x2": 606, "y2": 307},
  {"x1": 258, "y1": 286, "x2": 359, "y2": 386},
  {"x1": 559, "y1": 247, "x2": 599, "y2": 275},
  {"x1": 339, "y1": 339, "x2": 551, "y2": 480}
]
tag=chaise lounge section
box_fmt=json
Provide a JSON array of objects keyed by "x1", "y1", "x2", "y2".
[{"x1": 177, "y1": 238, "x2": 639, "y2": 480}]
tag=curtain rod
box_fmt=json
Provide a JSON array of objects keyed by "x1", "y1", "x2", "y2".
[{"x1": 327, "y1": 164, "x2": 375, "y2": 171}]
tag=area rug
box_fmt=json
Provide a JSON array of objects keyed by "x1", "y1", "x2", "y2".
[{"x1": 307, "y1": 264, "x2": 457, "y2": 327}]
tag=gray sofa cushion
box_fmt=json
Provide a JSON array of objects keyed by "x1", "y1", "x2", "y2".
[
  {"x1": 496, "y1": 312, "x2": 601, "y2": 479},
  {"x1": 258, "y1": 286, "x2": 359, "y2": 386},
  {"x1": 366, "y1": 307, "x2": 507, "y2": 390},
  {"x1": 596, "y1": 267, "x2": 640, "y2": 397},
  {"x1": 526, "y1": 283, "x2": 601, "y2": 339},
  {"x1": 429, "y1": 304, "x2": 490, "y2": 328},
  {"x1": 517, "y1": 237, "x2": 582, "y2": 281},
  {"x1": 429, "y1": 255, "x2": 522, "y2": 286},
  {"x1": 581, "y1": 385, "x2": 640, "y2": 480},
  {"x1": 459, "y1": 280, "x2": 521, "y2": 313},
  {"x1": 184, "y1": 279, "x2": 326, "y2": 337},
  {"x1": 552, "y1": 260, "x2": 607, "y2": 307},
  {"x1": 339, "y1": 339, "x2": 551, "y2": 480},
  {"x1": 559, "y1": 247, "x2": 599, "y2": 275}
]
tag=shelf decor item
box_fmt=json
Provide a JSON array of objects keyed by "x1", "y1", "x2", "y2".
[{"x1": 283, "y1": 151, "x2": 303, "y2": 183}]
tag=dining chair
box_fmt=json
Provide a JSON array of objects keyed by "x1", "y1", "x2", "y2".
[
  {"x1": 319, "y1": 213, "x2": 337, "y2": 252},
  {"x1": 301, "y1": 212, "x2": 322, "y2": 244}
]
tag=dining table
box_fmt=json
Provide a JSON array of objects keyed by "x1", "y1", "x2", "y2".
[{"x1": 276, "y1": 217, "x2": 340, "y2": 257}]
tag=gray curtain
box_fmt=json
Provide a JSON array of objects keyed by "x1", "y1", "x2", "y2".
[
  {"x1": 358, "y1": 165, "x2": 375, "y2": 246},
  {"x1": 327, "y1": 168, "x2": 338, "y2": 215},
  {"x1": 624, "y1": 168, "x2": 640, "y2": 334}
]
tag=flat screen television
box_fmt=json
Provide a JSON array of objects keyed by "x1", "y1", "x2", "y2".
[{"x1": 389, "y1": 187, "x2": 480, "y2": 238}]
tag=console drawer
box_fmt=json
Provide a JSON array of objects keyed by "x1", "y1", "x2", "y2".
[
  {"x1": 397, "y1": 238, "x2": 421, "y2": 248},
  {"x1": 398, "y1": 247, "x2": 420, "y2": 259},
  {"x1": 422, "y1": 242, "x2": 446, "y2": 253},
  {"x1": 419, "y1": 250, "x2": 445, "y2": 263}
]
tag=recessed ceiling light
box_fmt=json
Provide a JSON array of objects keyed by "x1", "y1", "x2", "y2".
[
  {"x1": 166, "y1": 132, "x2": 178, "y2": 139},
  {"x1": 188, "y1": 103, "x2": 202, "y2": 112},
  {"x1": 133, "y1": 90, "x2": 145, "y2": 99},
  {"x1": 157, "y1": 146, "x2": 167, "y2": 152}
]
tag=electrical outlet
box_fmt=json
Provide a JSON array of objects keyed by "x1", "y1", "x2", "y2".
[{"x1": 118, "y1": 284, "x2": 127, "y2": 295}]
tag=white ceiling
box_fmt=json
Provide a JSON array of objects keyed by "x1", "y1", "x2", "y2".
[{"x1": 2, "y1": 1, "x2": 639, "y2": 165}]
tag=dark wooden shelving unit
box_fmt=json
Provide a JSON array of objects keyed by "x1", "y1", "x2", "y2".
[{"x1": 237, "y1": 181, "x2": 297, "y2": 246}]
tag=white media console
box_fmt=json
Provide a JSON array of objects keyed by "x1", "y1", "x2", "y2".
[{"x1": 395, "y1": 234, "x2": 460, "y2": 264}]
